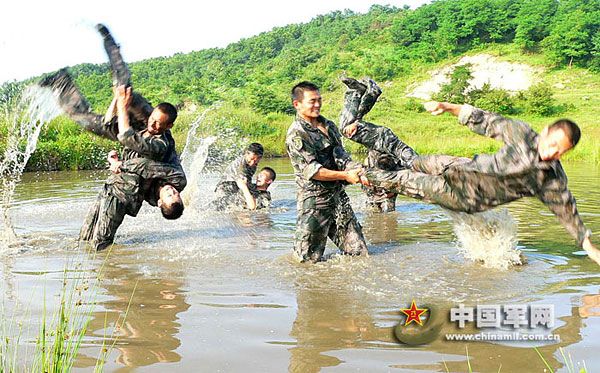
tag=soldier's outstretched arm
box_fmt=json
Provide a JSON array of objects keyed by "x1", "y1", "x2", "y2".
[
  {"x1": 539, "y1": 185, "x2": 593, "y2": 252},
  {"x1": 119, "y1": 157, "x2": 187, "y2": 192},
  {"x1": 424, "y1": 102, "x2": 530, "y2": 145}
]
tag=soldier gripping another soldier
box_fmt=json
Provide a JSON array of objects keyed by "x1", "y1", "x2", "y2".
[
  {"x1": 40, "y1": 24, "x2": 186, "y2": 251},
  {"x1": 211, "y1": 143, "x2": 275, "y2": 210},
  {"x1": 286, "y1": 81, "x2": 369, "y2": 263},
  {"x1": 34, "y1": 23, "x2": 599, "y2": 268}
]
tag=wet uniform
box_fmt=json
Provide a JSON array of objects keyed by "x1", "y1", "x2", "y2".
[
  {"x1": 212, "y1": 155, "x2": 257, "y2": 211},
  {"x1": 339, "y1": 77, "x2": 417, "y2": 168},
  {"x1": 42, "y1": 25, "x2": 186, "y2": 250},
  {"x1": 361, "y1": 150, "x2": 403, "y2": 213},
  {"x1": 367, "y1": 105, "x2": 592, "y2": 247},
  {"x1": 286, "y1": 114, "x2": 368, "y2": 262}
]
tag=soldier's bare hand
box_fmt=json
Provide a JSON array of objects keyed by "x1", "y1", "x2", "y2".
[
  {"x1": 109, "y1": 160, "x2": 122, "y2": 174},
  {"x1": 424, "y1": 101, "x2": 445, "y2": 115},
  {"x1": 345, "y1": 169, "x2": 361, "y2": 184},
  {"x1": 583, "y1": 237, "x2": 600, "y2": 266},
  {"x1": 115, "y1": 85, "x2": 132, "y2": 112},
  {"x1": 343, "y1": 122, "x2": 359, "y2": 138}
]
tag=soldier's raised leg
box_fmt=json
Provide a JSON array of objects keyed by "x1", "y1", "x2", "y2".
[
  {"x1": 366, "y1": 168, "x2": 473, "y2": 213},
  {"x1": 411, "y1": 155, "x2": 471, "y2": 175},
  {"x1": 96, "y1": 24, "x2": 131, "y2": 88},
  {"x1": 340, "y1": 77, "x2": 417, "y2": 167}
]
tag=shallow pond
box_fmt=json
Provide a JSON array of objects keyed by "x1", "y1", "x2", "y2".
[{"x1": 2, "y1": 159, "x2": 599, "y2": 372}]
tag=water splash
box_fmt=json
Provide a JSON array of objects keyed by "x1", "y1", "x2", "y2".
[
  {"x1": 0, "y1": 85, "x2": 62, "y2": 249},
  {"x1": 448, "y1": 209, "x2": 522, "y2": 270},
  {"x1": 179, "y1": 104, "x2": 249, "y2": 210},
  {"x1": 180, "y1": 106, "x2": 219, "y2": 208}
]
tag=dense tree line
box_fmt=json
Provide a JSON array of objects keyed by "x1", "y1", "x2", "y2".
[
  {"x1": 0, "y1": 0, "x2": 598, "y2": 170},
  {"x1": 4, "y1": 0, "x2": 598, "y2": 113}
]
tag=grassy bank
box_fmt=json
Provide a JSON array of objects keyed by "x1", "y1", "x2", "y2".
[{"x1": 1, "y1": 46, "x2": 599, "y2": 172}]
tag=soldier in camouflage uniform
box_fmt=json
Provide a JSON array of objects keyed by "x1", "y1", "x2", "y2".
[
  {"x1": 40, "y1": 24, "x2": 186, "y2": 250},
  {"x1": 80, "y1": 153, "x2": 187, "y2": 251},
  {"x1": 211, "y1": 165, "x2": 275, "y2": 211},
  {"x1": 286, "y1": 81, "x2": 368, "y2": 263},
  {"x1": 339, "y1": 77, "x2": 417, "y2": 212},
  {"x1": 339, "y1": 77, "x2": 417, "y2": 168},
  {"x1": 366, "y1": 101, "x2": 600, "y2": 265},
  {"x1": 361, "y1": 151, "x2": 403, "y2": 212},
  {"x1": 212, "y1": 143, "x2": 264, "y2": 210}
]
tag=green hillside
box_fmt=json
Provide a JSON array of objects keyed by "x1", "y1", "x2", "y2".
[{"x1": 1, "y1": 0, "x2": 599, "y2": 170}]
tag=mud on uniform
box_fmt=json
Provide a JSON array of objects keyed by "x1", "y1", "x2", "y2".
[
  {"x1": 286, "y1": 114, "x2": 368, "y2": 262},
  {"x1": 367, "y1": 105, "x2": 592, "y2": 247}
]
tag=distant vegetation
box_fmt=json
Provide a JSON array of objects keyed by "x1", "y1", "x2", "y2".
[{"x1": 1, "y1": 0, "x2": 599, "y2": 170}]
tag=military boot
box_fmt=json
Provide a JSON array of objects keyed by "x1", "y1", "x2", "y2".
[
  {"x1": 357, "y1": 77, "x2": 382, "y2": 119},
  {"x1": 339, "y1": 76, "x2": 367, "y2": 129},
  {"x1": 96, "y1": 23, "x2": 131, "y2": 87}
]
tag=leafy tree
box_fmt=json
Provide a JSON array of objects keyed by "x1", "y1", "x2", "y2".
[
  {"x1": 433, "y1": 64, "x2": 473, "y2": 103},
  {"x1": 514, "y1": 0, "x2": 558, "y2": 51}
]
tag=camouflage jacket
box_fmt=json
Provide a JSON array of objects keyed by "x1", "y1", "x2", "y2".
[
  {"x1": 448, "y1": 104, "x2": 591, "y2": 246},
  {"x1": 252, "y1": 188, "x2": 272, "y2": 209},
  {"x1": 216, "y1": 155, "x2": 257, "y2": 191},
  {"x1": 361, "y1": 149, "x2": 401, "y2": 203},
  {"x1": 286, "y1": 114, "x2": 360, "y2": 209},
  {"x1": 118, "y1": 157, "x2": 186, "y2": 214}
]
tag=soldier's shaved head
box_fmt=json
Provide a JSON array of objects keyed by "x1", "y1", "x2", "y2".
[
  {"x1": 548, "y1": 119, "x2": 581, "y2": 147},
  {"x1": 291, "y1": 81, "x2": 320, "y2": 103}
]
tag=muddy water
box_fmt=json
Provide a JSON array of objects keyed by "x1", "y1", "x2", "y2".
[{"x1": 2, "y1": 159, "x2": 600, "y2": 372}]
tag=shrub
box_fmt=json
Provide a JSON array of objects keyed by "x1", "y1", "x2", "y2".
[
  {"x1": 519, "y1": 82, "x2": 556, "y2": 116},
  {"x1": 469, "y1": 83, "x2": 515, "y2": 114}
]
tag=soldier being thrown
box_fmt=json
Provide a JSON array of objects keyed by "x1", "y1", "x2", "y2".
[
  {"x1": 339, "y1": 77, "x2": 417, "y2": 212},
  {"x1": 366, "y1": 101, "x2": 600, "y2": 265},
  {"x1": 286, "y1": 81, "x2": 369, "y2": 263},
  {"x1": 39, "y1": 24, "x2": 186, "y2": 250},
  {"x1": 78, "y1": 86, "x2": 186, "y2": 251}
]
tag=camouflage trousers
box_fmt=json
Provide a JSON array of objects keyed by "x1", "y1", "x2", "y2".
[
  {"x1": 366, "y1": 155, "x2": 481, "y2": 213},
  {"x1": 293, "y1": 191, "x2": 368, "y2": 262},
  {"x1": 340, "y1": 78, "x2": 417, "y2": 168},
  {"x1": 40, "y1": 23, "x2": 149, "y2": 135},
  {"x1": 80, "y1": 185, "x2": 127, "y2": 251},
  {"x1": 350, "y1": 121, "x2": 417, "y2": 168}
]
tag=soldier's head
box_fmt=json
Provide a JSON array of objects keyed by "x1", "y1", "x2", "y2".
[
  {"x1": 147, "y1": 102, "x2": 178, "y2": 135},
  {"x1": 291, "y1": 81, "x2": 321, "y2": 121},
  {"x1": 158, "y1": 184, "x2": 184, "y2": 220},
  {"x1": 244, "y1": 143, "x2": 264, "y2": 167},
  {"x1": 256, "y1": 167, "x2": 276, "y2": 191},
  {"x1": 538, "y1": 119, "x2": 581, "y2": 161}
]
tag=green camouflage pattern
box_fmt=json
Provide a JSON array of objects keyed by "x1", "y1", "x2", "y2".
[
  {"x1": 286, "y1": 114, "x2": 367, "y2": 262},
  {"x1": 340, "y1": 77, "x2": 417, "y2": 168},
  {"x1": 367, "y1": 105, "x2": 591, "y2": 247}
]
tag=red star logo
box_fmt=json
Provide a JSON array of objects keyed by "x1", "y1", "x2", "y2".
[{"x1": 400, "y1": 300, "x2": 428, "y2": 326}]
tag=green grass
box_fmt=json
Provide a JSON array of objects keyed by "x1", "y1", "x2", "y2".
[
  {"x1": 0, "y1": 250, "x2": 135, "y2": 371},
  {"x1": 2, "y1": 47, "x2": 599, "y2": 171}
]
